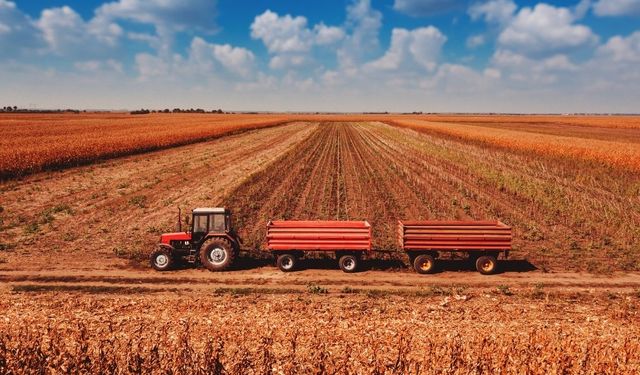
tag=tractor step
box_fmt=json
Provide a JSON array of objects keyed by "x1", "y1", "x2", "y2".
[{"x1": 186, "y1": 255, "x2": 196, "y2": 263}]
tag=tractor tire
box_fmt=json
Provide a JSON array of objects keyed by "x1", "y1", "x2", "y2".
[
  {"x1": 338, "y1": 255, "x2": 359, "y2": 273},
  {"x1": 476, "y1": 255, "x2": 498, "y2": 275},
  {"x1": 200, "y1": 238, "x2": 236, "y2": 271},
  {"x1": 150, "y1": 248, "x2": 174, "y2": 271},
  {"x1": 413, "y1": 254, "x2": 436, "y2": 274},
  {"x1": 276, "y1": 253, "x2": 297, "y2": 272}
]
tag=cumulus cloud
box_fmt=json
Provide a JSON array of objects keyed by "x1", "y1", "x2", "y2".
[
  {"x1": 135, "y1": 37, "x2": 255, "y2": 81},
  {"x1": 497, "y1": 4, "x2": 598, "y2": 57},
  {"x1": 250, "y1": 9, "x2": 344, "y2": 70},
  {"x1": 37, "y1": 6, "x2": 122, "y2": 56},
  {"x1": 393, "y1": 0, "x2": 464, "y2": 16},
  {"x1": 95, "y1": 0, "x2": 217, "y2": 55},
  {"x1": 595, "y1": 31, "x2": 640, "y2": 62},
  {"x1": 366, "y1": 26, "x2": 446, "y2": 72},
  {"x1": 593, "y1": 0, "x2": 640, "y2": 16},
  {"x1": 338, "y1": 0, "x2": 383, "y2": 71},
  {"x1": 468, "y1": 0, "x2": 517, "y2": 26},
  {"x1": 314, "y1": 23, "x2": 345, "y2": 45}
]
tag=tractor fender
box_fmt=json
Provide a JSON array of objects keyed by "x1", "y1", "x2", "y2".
[
  {"x1": 158, "y1": 243, "x2": 176, "y2": 253},
  {"x1": 203, "y1": 234, "x2": 240, "y2": 251}
]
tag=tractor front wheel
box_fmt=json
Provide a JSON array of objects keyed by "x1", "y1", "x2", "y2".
[
  {"x1": 150, "y1": 248, "x2": 174, "y2": 271},
  {"x1": 200, "y1": 238, "x2": 236, "y2": 271}
]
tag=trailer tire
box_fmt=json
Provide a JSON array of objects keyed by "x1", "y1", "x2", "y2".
[
  {"x1": 200, "y1": 238, "x2": 235, "y2": 271},
  {"x1": 338, "y1": 255, "x2": 359, "y2": 273},
  {"x1": 277, "y1": 253, "x2": 297, "y2": 272},
  {"x1": 413, "y1": 254, "x2": 436, "y2": 274},
  {"x1": 476, "y1": 255, "x2": 498, "y2": 275},
  {"x1": 150, "y1": 248, "x2": 173, "y2": 271}
]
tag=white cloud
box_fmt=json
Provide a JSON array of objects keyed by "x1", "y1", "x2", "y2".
[
  {"x1": 338, "y1": 0, "x2": 383, "y2": 71},
  {"x1": 135, "y1": 37, "x2": 255, "y2": 81},
  {"x1": 367, "y1": 27, "x2": 446, "y2": 72},
  {"x1": 314, "y1": 23, "x2": 345, "y2": 45},
  {"x1": 37, "y1": 6, "x2": 122, "y2": 55},
  {"x1": 593, "y1": 0, "x2": 640, "y2": 16},
  {"x1": 595, "y1": 31, "x2": 640, "y2": 62},
  {"x1": 74, "y1": 59, "x2": 123, "y2": 73},
  {"x1": 466, "y1": 34, "x2": 485, "y2": 48},
  {"x1": 212, "y1": 43, "x2": 255, "y2": 77},
  {"x1": 468, "y1": 0, "x2": 517, "y2": 26},
  {"x1": 250, "y1": 10, "x2": 344, "y2": 71},
  {"x1": 498, "y1": 4, "x2": 598, "y2": 57},
  {"x1": 250, "y1": 10, "x2": 313, "y2": 53},
  {"x1": 0, "y1": 0, "x2": 45, "y2": 56},
  {"x1": 135, "y1": 53, "x2": 169, "y2": 79},
  {"x1": 95, "y1": 0, "x2": 217, "y2": 55},
  {"x1": 394, "y1": 0, "x2": 464, "y2": 16}
]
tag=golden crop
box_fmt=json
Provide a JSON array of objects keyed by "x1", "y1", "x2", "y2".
[{"x1": 1, "y1": 291, "x2": 639, "y2": 374}]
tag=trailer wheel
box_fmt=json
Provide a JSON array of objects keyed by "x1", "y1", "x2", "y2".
[
  {"x1": 476, "y1": 255, "x2": 498, "y2": 275},
  {"x1": 200, "y1": 238, "x2": 235, "y2": 271},
  {"x1": 277, "y1": 254, "x2": 297, "y2": 272},
  {"x1": 413, "y1": 254, "x2": 436, "y2": 274},
  {"x1": 150, "y1": 248, "x2": 173, "y2": 271},
  {"x1": 339, "y1": 255, "x2": 359, "y2": 273}
]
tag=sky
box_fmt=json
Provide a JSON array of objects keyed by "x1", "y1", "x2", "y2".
[{"x1": 1, "y1": 0, "x2": 639, "y2": 112}]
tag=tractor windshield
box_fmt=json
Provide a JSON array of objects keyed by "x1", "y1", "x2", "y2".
[{"x1": 210, "y1": 213, "x2": 225, "y2": 232}]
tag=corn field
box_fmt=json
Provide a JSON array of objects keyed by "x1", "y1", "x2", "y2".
[{"x1": 1, "y1": 291, "x2": 639, "y2": 374}]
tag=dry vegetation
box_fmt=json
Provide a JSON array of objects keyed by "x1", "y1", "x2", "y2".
[
  {"x1": 1, "y1": 289, "x2": 639, "y2": 374},
  {"x1": 387, "y1": 118, "x2": 640, "y2": 171},
  {"x1": 4, "y1": 113, "x2": 639, "y2": 179},
  {"x1": 0, "y1": 113, "x2": 294, "y2": 178}
]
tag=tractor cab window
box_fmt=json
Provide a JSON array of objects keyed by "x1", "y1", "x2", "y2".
[
  {"x1": 193, "y1": 215, "x2": 208, "y2": 233},
  {"x1": 210, "y1": 213, "x2": 225, "y2": 232}
]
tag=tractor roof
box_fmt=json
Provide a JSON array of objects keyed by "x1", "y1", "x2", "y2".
[{"x1": 192, "y1": 207, "x2": 227, "y2": 214}]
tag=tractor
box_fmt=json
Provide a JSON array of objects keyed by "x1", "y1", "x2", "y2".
[{"x1": 150, "y1": 207, "x2": 240, "y2": 271}]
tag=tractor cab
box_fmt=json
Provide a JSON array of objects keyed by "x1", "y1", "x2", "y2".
[{"x1": 151, "y1": 207, "x2": 240, "y2": 272}]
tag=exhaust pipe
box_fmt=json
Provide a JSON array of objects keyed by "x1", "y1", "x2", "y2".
[{"x1": 177, "y1": 207, "x2": 182, "y2": 232}]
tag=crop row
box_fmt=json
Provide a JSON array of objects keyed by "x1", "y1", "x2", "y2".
[
  {"x1": 386, "y1": 119, "x2": 640, "y2": 172},
  {"x1": 223, "y1": 122, "x2": 639, "y2": 271}
]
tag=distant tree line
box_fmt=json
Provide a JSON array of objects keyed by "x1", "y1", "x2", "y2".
[
  {"x1": 130, "y1": 108, "x2": 225, "y2": 115},
  {"x1": 1, "y1": 106, "x2": 82, "y2": 114}
]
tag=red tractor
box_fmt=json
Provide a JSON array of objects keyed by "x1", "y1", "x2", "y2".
[{"x1": 150, "y1": 207, "x2": 240, "y2": 271}]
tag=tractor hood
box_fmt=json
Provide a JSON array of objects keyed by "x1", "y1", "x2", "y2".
[{"x1": 160, "y1": 232, "x2": 191, "y2": 244}]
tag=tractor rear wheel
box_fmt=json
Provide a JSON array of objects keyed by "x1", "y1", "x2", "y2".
[
  {"x1": 413, "y1": 254, "x2": 436, "y2": 274},
  {"x1": 277, "y1": 253, "x2": 297, "y2": 272},
  {"x1": 476, "y1": 255, "x2": 498, "y2": 275},
  {"x1": 150, "y1": 248, "x2": 174, "y2": 271},
  {"x1": 200, "y1": 238, "x2": 235, "y2": 271}
]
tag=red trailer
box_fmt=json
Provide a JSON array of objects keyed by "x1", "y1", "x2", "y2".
[
  {"x1": 266, "y1": 220, "x2": 372, "y2": 272},
  {"x1": 398, "y1": 220, "x2": 511, "y2": 275}
]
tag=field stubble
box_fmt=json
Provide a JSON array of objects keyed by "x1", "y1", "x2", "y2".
[{"x1": 225, "y1": 122, "x2": 640, "y2": 272}]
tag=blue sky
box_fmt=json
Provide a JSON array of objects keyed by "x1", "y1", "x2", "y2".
[{"x1": 1, "y1": 0, "x2": 639, "y2": 112}]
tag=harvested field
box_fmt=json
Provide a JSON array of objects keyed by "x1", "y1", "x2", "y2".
[
  {"x1": 2, "y1": 115, "x2": 640, "y2": 373},
  {"x1": 225, "y1": 122, "x2": 640, "y2": 271},
  {"x1": 0, "y1": 113, "x2": 294, "y2": 179},
  {"x1": 1, "y1": 290, "x2": 639, "y2": 374},
  {"x1": 4, "y1": 113, "x2": 639, "y2": 179},
  {"x1": 0, "y1": 122, "x2": 317, "y2": 270}
]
